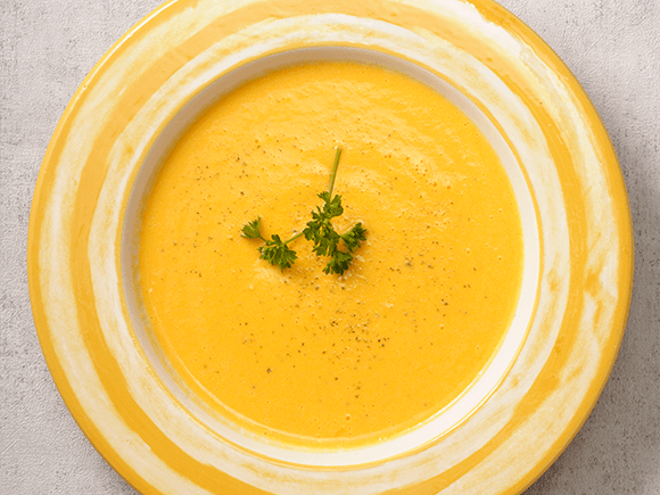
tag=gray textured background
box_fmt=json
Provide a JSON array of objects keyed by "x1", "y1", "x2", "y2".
[{"x1": 2, "y1": 0, "x2": 659, "y2": 493}]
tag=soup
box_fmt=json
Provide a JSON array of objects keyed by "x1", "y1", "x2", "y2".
[{"x1": 137, "y1": 61, "x2": 523, "y2": 447}]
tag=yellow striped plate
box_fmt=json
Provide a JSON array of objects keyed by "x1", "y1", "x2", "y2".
[{"x1": 28, "y1": 0, "x2": 633, "y2": 493}]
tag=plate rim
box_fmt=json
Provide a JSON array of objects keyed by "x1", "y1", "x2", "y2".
[{"x1": 28, "y1": 0, "x2": 634, "y2": 493}]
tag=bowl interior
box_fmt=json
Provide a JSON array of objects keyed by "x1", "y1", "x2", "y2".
[{"x1": 121, "y1": 46, "x2": 540, "y2": 466}]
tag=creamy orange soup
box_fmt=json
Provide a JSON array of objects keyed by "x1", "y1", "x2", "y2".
[{"x1": 137, "y1": 61, "x2": 523, "y2": 447}]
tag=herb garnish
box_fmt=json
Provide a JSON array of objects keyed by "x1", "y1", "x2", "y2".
[{"x1": 241, "y1": 147, "x2": 366, "y2": 275}]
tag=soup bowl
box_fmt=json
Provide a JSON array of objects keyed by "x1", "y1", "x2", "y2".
[{"x1": 28, "y1": 0, "x2": 633, "y2": 494}]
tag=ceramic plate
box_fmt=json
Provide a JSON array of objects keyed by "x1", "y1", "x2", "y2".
[{"x1": 28, "y1": 0, "x2": 633, "y2": 493}]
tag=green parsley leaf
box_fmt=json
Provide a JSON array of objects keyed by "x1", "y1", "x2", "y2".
[
  {"x1": 341, "y1": 223, "x2": 367, "y2": 253},
  {"x1": 241, "y1": 217, "x2": 264, "y2": 240},
  {"x1": 259, "y1": 235, "x2": 298, "y2": 271},
  {"x1": 324, "y1": 250, "x2": 354, "y2": 275}
]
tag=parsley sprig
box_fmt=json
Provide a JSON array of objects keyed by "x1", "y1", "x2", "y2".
[
  {"x1": 241, "y1": 218, "x2": 301, "y2": 270},
  {"x1": 241, "y1": 147, "x2": 366, "y2": 275}
]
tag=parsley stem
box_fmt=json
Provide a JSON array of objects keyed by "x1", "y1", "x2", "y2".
[
  {"x1": 328, "y1": 146, "x2": 342, "y2": 197},
  {"x1": 284, "y1": 231, "x2": 305, "y2": 244}
]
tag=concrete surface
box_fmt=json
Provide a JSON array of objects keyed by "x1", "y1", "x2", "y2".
[{"x1": 1, "y1": 0, "x2": 658, "y2": 493}]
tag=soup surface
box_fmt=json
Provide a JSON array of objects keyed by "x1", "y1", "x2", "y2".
[{"x1": 137, "y1": 61, "x2": 523, "y2": 447}]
